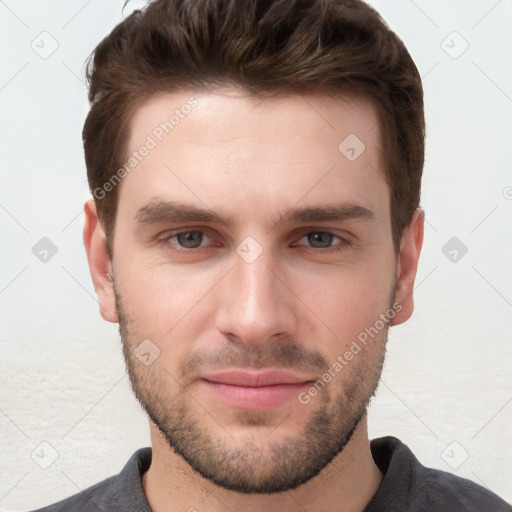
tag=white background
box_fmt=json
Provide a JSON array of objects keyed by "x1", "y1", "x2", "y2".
[{"x1": 1, "y1": 0, "x2": 511, "y2": 509}]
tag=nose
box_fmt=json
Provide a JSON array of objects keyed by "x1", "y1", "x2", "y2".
[{"x1": 214, "y1": 244, "x2": 298, "y2": 348}]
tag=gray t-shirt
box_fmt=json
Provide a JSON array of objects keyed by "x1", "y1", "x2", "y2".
[{"x1": 31, "y1": 436, "x2": 511, "y2": 512}]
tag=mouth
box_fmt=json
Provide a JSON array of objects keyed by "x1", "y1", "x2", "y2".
[{"x1": 198, "y1": 369, "x2": 314, "y2": 411}]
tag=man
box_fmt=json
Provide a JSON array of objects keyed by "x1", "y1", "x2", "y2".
[{"x1": 33, "y1": 0, "x2": 511, "y2": 510}]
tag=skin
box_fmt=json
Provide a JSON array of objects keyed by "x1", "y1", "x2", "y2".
[{"x1": 83, "y1": 88, "x2": 424, "y2": 512}]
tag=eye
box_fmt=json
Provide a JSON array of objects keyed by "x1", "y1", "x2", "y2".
[
  {"x1": 159, "y1": 230, "x2": 214, "y2": 251},
  {"x1": 175, "y1": 231, "x2": 205, "y2": 248},
  {"x1": 295, "y1": 231, "x2": 350, "y2": 250}
]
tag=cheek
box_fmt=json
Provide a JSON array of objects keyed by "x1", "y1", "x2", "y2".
[
  {"x1": 298, "y1": 262, "x2": 394, "y2": 353},
  {"x1": 115, "y1": 257, "x2": 219, "y2": 346}
]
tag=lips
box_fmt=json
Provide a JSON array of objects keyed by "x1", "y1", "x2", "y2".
[
  {"x1": 200, "y1": 369, "x2": 313, "y2": 387},
  {"x1": 198, "y1": 369, "x2": 314, "y2": 410}
]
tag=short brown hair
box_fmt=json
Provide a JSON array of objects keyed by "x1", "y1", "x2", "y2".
[{"x1": 83, "y1": 0, "x2": 424, "y2": 257}]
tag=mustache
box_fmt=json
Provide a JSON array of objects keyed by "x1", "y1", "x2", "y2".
[{"x1": 180, "y1": 339, "x2": 329, "y2": 381}]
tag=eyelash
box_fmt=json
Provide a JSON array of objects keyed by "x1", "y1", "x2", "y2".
[{"x1": 157, "y1": 229, "x2": 352, "y2": 254}]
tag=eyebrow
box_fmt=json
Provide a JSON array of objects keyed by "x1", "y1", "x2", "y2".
[{"x1": 133, "y1": 200, "x2": 376, "y2": 229}]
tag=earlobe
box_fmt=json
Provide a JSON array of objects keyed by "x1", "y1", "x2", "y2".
[
  {"x1": 390, "y1": 208, "x2": 424, "y2": 326},
  {"x1": 83, "y1": 198, "x2": 118, "y2": 323}
]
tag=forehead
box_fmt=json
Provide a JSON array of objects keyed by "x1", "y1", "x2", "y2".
[
  {"x1": 129, "y1": 88, "x2": 380, "y2": 152},
  {"x1": 118, "y1": 88, "x2": 387, "y2": 226}
]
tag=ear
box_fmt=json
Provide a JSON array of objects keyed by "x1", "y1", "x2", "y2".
[
  {"x1": 390, "y1": 208, "x2": 424, "y2": 326},
  {"x1": 83, "y1": 198, "x2": 118, "y2": 323}
]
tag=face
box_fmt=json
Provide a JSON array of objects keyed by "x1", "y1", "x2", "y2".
[{"x1": 85, "y1": 88, "x2": 422, "y2": 494}]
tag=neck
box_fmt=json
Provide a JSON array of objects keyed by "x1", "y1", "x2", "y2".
[{"x1": 142, "y1": 416, "x2": 383, "y2": 512}]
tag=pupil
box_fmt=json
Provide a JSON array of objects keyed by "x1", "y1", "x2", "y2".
[
  {"x1": 178, "y1": 231, "x2": 202, "y2": 248},
  {"x1": 308, "y1": 232, "x2": 333, "y2": 248}
]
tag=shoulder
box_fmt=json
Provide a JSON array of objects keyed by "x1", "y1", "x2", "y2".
[
  {"x1": 368, "y1": 436, "x2": 511, "y2": 512},
  {"x1": 29, "y1": 475, "x2": 118, "y2": 512},
  {"x1": 29, "y1": 448, "x2": 152, "y2": 512}
]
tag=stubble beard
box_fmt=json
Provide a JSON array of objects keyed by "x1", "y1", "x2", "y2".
[{"x1": 115, "y1": 284, "x2": 389, "y2": 494}]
